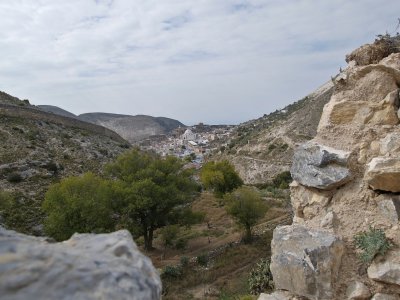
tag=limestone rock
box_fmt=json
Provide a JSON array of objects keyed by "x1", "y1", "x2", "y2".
[
  {"x1": 380, "y1": 132, "x2": 400, "y2": 156},
  {"x1": 270, "y1": 225, "x2": 344, "y2": 300},
  {"x1": 258, "y1": 291, "x2": 295, "y2": 300},
  {"x1": 318, "y1": 65, "x2": 400, "y2": 133},
  {"x1": 291, "y1": 142, "x2": 351, "y2": 190},
  {"x1": 377, "y1": 195, "x2": 400, "y2": 224},
  {"x1": 380, "y1": 53, "x2": 400, "y2": 70},
  {"x1": 346, "y1": 281, "x2": 371, "y2": 299},
  {"x1": 365, "y1": 157, "x2": 400, "y2": 192},
  {"x1": 321, "y1": 211, "x2": 336, "y2": 229},
  {"x1": 368, "y1": 251, "x2": 400, "y2": 287},
  {"x1": 371, "y1": 293, "x2": 400, "y2": 300},
  {"x1": 290, "y1": 182, "x2": 333, "y2": 220},
  {"x1": 0, "y1": 228, "x2": 161, "y2": 300}
]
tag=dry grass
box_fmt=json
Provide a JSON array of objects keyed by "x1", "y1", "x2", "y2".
[{"x1": 143, "y1": 191, "x2": 289, "y2": 299}]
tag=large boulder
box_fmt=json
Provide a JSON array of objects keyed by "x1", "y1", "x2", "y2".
[
  {"x1": 368, "y1": 251, "x2": 400, "y2": 287},
  {"x1": 291, "y1": 142, "x2": 351, "y2": 190},
  {"x1": 270, "y1": 225, "x2": 344, "y2": 300},
  {"x1": 365, "y1": 157, "x2": 400, "y2": 192},
  {"x1": 0, "y1": 228, "x2": 161, "y2": 300}
]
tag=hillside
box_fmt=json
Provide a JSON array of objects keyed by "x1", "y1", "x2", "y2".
[
  {"x1": 0, "y1": 92, "x2": 130, "y2": 235},
  {"x1": 38, "y1": 105, "x2": 78, "y2": 119},
  {"x1": 79, "y1": 112, "x2": 185, "y2": 143},
  {"x1": 214, "y1": 80, "x2": 334, "y2": 184}
]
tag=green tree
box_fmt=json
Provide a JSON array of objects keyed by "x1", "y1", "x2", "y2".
[
  {"x1": 42, "y1": 172, "x2": 115, "y2": 241},
  {"x1": 106, "y1": 149, "x2": 199, "y2": 250},
  {"x1": 224, "y1": 186, "x2": 268, "y2": 243},
  {"x1": 200, "y1": 160, "x2": 243, "y2": 198},
  {"x1": 160, "y1": 224, "x2": 180, "y2": 257}
]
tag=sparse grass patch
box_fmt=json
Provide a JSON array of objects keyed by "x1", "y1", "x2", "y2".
[
  {"x1": 354, "y1": 227, "x2": 392, "y2": 263},
  {"x1": 248, "y1": 258, "x2": 274, "y2": 295}
]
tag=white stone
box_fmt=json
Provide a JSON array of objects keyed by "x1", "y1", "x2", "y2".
[{"x1": 0, "y1": 227, "x2": 161, "y2": 300}]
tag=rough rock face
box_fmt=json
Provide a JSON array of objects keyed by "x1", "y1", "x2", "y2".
[
  {"x1": 346, "y1": 281, "x2": 371, "y2": 299},
  {"x1": 368, "y1": 251, "x2": 400, "y2": 286},
  {"x1": 365, "y1": 157, "x2": 400, "y2": 192},
  {"x1": 291, "y1": 142, "x2": 351, "y2": 190},
  {"x1": 0, "y1": 227, "x2": 161, "y2": 300},
  {"x1": 270, "y1": 41, "x2": 400, "y2": 299},
  {"x1": 270, "y1": 225, "x2": 344, "y2": 300},
  {"x1": 345, "y1": 36, "x2": 400, "y2": 66},
  {"x1": 371, "y1": 294, "x2": 400, "y2": 300}
]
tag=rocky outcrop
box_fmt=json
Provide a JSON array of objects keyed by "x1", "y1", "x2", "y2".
[
  {"x1": 0, "y1": 227, "x2": 161, "y2": 300},
  {"x1": 345, "y1": 36, "x2": 400, "y2": 66},
  {"x1": 269, "y1": 39, "x2": 400, "y2": 299},
  {"x1": 291, "y1": 142, "x2": 351, "y2": 190},
  {"x1": 270, "y1": 225, "x2": 344, "y2": 300}
]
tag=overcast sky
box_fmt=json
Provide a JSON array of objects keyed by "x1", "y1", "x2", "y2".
[{"x1": 1, "y1": 1, "x2": 399, "y2": 125}]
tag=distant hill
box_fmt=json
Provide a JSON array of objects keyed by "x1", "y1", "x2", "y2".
[
  {"x1": 37, "y1": 105, "x2": 77, "y2": 119},
  {"x1": 0, "y1": 91, "x2": 130, "y2": 235},
  {"x1": 214, "y1": 80, "x2": 334, "y2": 184},
  {"x1": 78, "y1": 113, "x2": 185, "y2": 143}
]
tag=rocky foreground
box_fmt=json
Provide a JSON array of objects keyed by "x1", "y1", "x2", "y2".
[
  {"x1": 0, "y1": 228, "x2": 161, "y2": 300},
  {"x1": 263, "y1": 37, "x2": 400, "y2": 299}
]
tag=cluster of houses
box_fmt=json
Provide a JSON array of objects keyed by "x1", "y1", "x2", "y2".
[{"x1": 137, "y1": 124, "x2": 235, "y2": 168}]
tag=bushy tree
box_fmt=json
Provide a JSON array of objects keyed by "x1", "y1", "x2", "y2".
[
  {"x1": 224, "y1": 186, "x2": 268, "y2": 242},
  {"x1": 106, "y1": 149, "x2": 200, "y2": 250},
  {"x1": 200, "y1": 160, "x2": 243, "y2": 198},
  {"x1": 42, "y1": 172, "x2": 114, "y2": 241},
  {"x1": 0, "y1": 191, "x2": 42, "y2": 234}
]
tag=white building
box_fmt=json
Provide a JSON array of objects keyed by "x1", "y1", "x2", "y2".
[{"x1": 182, "y1": 129, "x2": 197, "y2": 141}]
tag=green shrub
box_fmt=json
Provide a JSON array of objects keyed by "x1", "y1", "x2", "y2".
[
  {"x1": 272, "y1": 171, "x2": 292, "y2": 189},
  {"x1": 45, "y1": 162, "x2": 58, "y2": 173},
  {"x1": 196, "y1": 253, "x2": 209, "y2": 267},
  {"x1": 240, "y1": 296, "x2": 255, "y2": 300},
  {"x1": 161, "y1": 265, "x2": 182, "y2": 279},
  {"x1": 7, "y1": 172, "x2": 23, "y2": 183},
  {"x1": 175, "y1": 238, "x2": 188, "y2": 250},
  {"x1": 248, "y1": 258, "x2": 274, "y2": 294},
  {"x1": 42, "y1": 172, "x2": 115, "y2": 241},
  {"x1": 180, "y1": 256, "x2": 189, "y2": 268},
  {"x1": 354, "y1": 227, "x2": 392, "y2": 263}
]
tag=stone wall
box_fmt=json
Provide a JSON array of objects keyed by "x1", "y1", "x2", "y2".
[{"x1": 265, "y1": 39, "x2": 400, "y2": 299}]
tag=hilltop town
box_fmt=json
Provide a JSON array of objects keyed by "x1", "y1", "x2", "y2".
[{"x1": 136, "y1": 123, "x2": 236, "y2": 167}]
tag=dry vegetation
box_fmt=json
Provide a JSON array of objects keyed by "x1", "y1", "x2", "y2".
[{"x1": 144, "y1": 192, "x2": 291, "y2": 299}]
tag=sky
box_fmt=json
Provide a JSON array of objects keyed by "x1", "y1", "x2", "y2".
[{"x1": 1, "y1": 1, "x2": 400, "y2": 125}]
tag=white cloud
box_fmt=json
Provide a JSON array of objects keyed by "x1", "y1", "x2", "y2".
[{"x1": 0, "y1": 0, "x2": 399, "y2": 124}]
